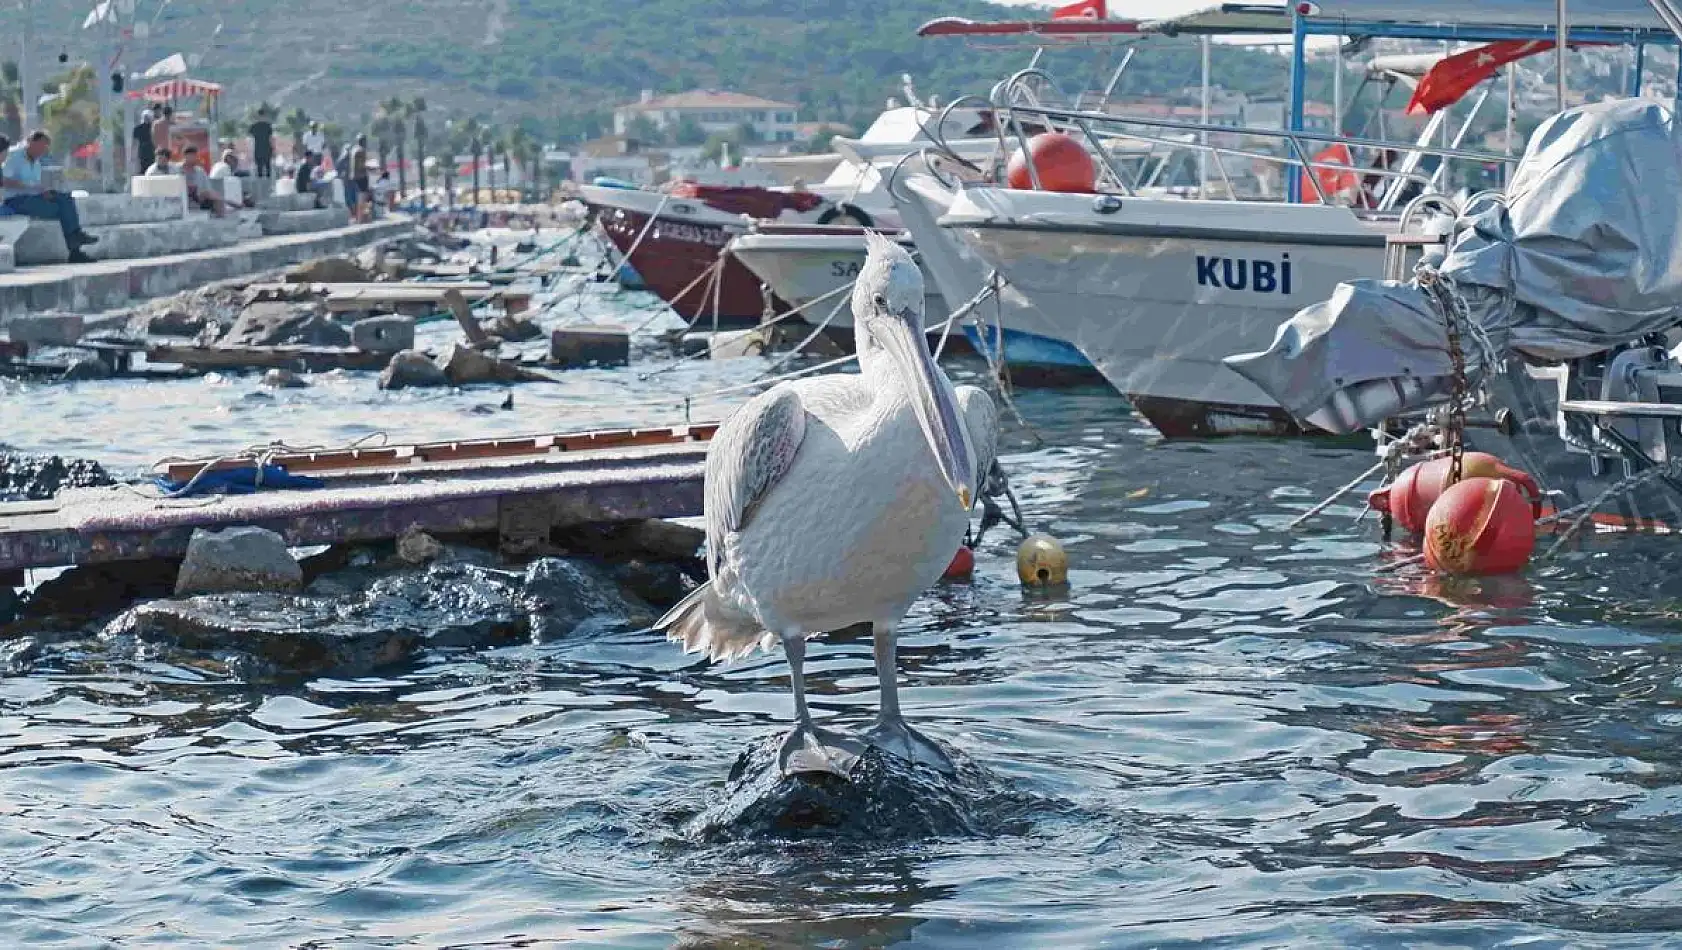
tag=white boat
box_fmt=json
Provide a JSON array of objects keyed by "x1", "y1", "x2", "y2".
[{"x1": 727, "y1": 224, "x2": 949, "y2": 344}]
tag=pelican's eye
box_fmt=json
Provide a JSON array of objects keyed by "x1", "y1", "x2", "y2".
[{"x1": 873, "y1": 293, "x2": 888, "y2": 310}]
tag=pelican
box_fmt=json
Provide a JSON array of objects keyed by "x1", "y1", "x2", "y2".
[{"x1": 657, "y1": 231, "x2": 998, "y2": 776}]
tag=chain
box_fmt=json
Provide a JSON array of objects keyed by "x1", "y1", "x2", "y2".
[
  {"x1": 1539, "y1": 458, "x2": 1682, "y2": 558},
  {"x1": 1418, "y1": 267, "x2": 1468, "y2": 487}
]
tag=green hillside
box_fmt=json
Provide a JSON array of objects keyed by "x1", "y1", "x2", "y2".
[{"x1": 12, "y1": 0, "x2": 1305, "y2": 141}]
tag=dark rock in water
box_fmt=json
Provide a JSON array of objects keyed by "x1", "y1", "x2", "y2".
[
  {"x1": 434, "y1": 343, "x2": 552, "y2": 385},
  {"x1": 24, "y1": 558, "x2": 180, "y2": 623},
  {"x1": 0, "y1": 585, "x2": 21, "y2": 627},
  {"x1": 261, "y1": 368, "x2": 309, "y2": 389},
  {"x1": 522, "y1": 557, "x2": 656, "y2": 640},
  {"x1": 0, "y1": 636, "x2": 40, "y2": 674},
  {"x1": 688, "y1": 733, "x2": 1003, "y2": 843},
  {"x1": 287, "y1": 256, "x2": 371, "y2": 284},
  {"x1": 104, "y1": 556, "x2": 655, "y2": 678},
  {"x1": 482, "y1": 313, "x2": 543, "y2": 343},
  {"x1": 379, "y1": 349, "x2": 450, "y2": 390},
  {"x1": 551, "y1": 519, "x2": 705, "y2": 562},
  {"x1": 607, "y1": 558, "x2": 696, "y2": 609},
  {"x1": 59, "y1": 357, "x2": 114, "y2": 382},
  {"x1": 147, "y1": 308, "x2": 208, "y2": 337},
  {"x1": 0, "y1": 453, "x2": 114, "y2": 501},
  {"x1": 222, "y1": 301, "x2": 351, "y2": 348}
]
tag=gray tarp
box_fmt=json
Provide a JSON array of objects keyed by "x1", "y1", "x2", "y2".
[{"x1": 1225, "y1": 98, "x2": 1682, "y2": 434}]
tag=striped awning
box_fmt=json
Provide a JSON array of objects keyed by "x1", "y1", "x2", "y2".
[{"x1": 128, "y1": 78, "x2": 222, "y2": 104}]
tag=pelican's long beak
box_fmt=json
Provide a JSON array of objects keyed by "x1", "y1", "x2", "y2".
[{"x1": 873, "y1": 306, "x2": 976, "y2": 509}]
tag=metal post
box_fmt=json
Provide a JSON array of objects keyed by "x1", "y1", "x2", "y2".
[
  {"x1": 1199, "y1": 34, "x2": 1211, "y2": 198},
  {"x1": 1505, "y1": 66, "x2": 1517, "y2": 187},
  {"x1": 1631, "y1": 43, "x2": 1646, "y2": 97},
  {"x1": 1287, "y1": 9, "x2": 1307, "y2": 202},
  {"x1": 1556, "y1": 0, "x2": 1569, "y2": 111},
  {"x1": 1332, "y1": 37, "x2": 1343, "y2": 136},
  {"x1": 19, "y1": 0, "x2": 33, "y2": 131}
]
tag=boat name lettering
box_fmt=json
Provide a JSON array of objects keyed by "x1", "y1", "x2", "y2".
[
  {"x1": 653, "y1": 221, "x2": 730, "y2": 247},
  {"x1": 831, "y1": 260, "x2": 863, "y2": 278},
  {"x1": 1195, "y1": 254, "x2": 1292, "y2": 294}
]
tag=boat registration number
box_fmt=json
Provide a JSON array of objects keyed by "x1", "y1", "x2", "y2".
[{"x1": 831, "y1": 260, "x2": 863, "y2": 278}]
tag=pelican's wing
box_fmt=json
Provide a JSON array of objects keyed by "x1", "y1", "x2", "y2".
[
  {"x1": 956, "y1": 384, "x2": 999, "y2": 486},
  {"x1": 704, "y1": 386, "x2": 808, "y2": 571}
]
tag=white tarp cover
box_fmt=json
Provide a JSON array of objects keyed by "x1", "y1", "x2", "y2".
[{"x1": 1225, "y1": 98, "x2": 1682, "y2": 433}]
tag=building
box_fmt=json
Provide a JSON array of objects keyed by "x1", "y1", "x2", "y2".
[{"x1": 613, "y1": 90, "x2": 801, "y2": 143}]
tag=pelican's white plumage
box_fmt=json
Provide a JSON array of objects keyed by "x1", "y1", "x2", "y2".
[{"x1": 658, "y1": 231, "x2": 998, "y2": 773}]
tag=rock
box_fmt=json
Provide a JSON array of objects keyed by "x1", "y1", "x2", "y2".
[
  {"x1": 351, "y1": 314, "x2": 416, "y2": 353},
  {"x1": 484, "y1": 313, "x2": 543, "y2": 343},
  {"x1": 261, "y1": 368, "x2": 309, "y2": 389},
  {"x1": 0, "y1": 584, "x2": 21, "y2": 627},
  {"x1": 0, "y1": 636, "x2": 40, "y2": 674},
  {"x1": 395, "y1": 526, "x2": 443, "y2": 565},
  {"x1": 222, "y1": 301, "x2": 351, "y2": 348},
  {"x1": 607, "y1": 558, "x2": 697, "y2": 609},
  {"x1": 687, "y1": 732, "x2": 1009, "y2": 843},
  {"x1": 0, "y1": 453, "x2": 113, "y2": 502},
  {"x1": 23, "y1": 558, "x2": 179, "y2": 623},
  {"x1": 59, "y1": 357, "x2": 113, "y2": 382},
  {"x1": 7, "y1": 312, "x2": 85, "y2": 348},
  {"x1": 286, "y1": 256, "x2": 371, "y2": 284},
  {"x1": 433, "y1": 343, "x2": 553, "y2": 385},
  {"x1": 622, "y1": 519, "x2": 706, "y2": 561},
  {"x1": 175, "y1": 526, "x2": 303, "y2": 596},
  {"x1": 520, "y1": 557, "x2": 656, "y2": 640},
  {"x1": 146, "y1": 309, "x2": 207, "y2": 337},
  {"x1": 379, "y1": 349, "x2": 449, "y2": 390}
]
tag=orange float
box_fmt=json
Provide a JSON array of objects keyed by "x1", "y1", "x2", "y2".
[
  {"x1": 1423, "y1": 477, "x2": 1537, "y2": 576},
  {"x1": 1006, "y1": 133, "x2": 1097, "y2": 193},
  {"x1": 1368, "y1": 453, "x2": 1540, "y2": 535},
  {"x1": 943, "y1": 545, "x2": 976, "y2": 581}
]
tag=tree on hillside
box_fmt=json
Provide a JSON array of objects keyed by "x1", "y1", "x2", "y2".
[
  {"x1": 282, "y1": 107, "x2": 310, "y2": 153},
  {"x1": 734, "y1": 122, "x2": 760, "y2": 145},
  {"x1": 508, "y1": 126, "x2": 534, "y2": 199},
  {"x1": 216, "y1": 118, "x2": 241, "y2": 149},
  {"x1": 625, "y1": 114, "x2": 659, "y2": 145},
  {"x1": 673, "y1": 115, "x2": 707, "y2": 146}
]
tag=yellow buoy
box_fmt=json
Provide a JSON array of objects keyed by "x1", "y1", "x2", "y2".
[{"x1": 1016, "y1": 534, "x2": 1068, "y2": 587}]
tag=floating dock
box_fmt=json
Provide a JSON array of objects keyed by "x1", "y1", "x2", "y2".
[{"x1": 0, "y1": 423, "x2": 717, "y2": 576}]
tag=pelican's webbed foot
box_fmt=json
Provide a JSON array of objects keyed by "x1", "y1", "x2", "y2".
[
  {"x1": 864, "y1": 716, "x2": 956, "y2": 774},
  {"x1": 778, "y1": 723, "x2": 865, "y2": 778}
]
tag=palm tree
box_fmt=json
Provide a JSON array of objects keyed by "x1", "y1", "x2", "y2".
[
  {"x1": 282, "y1": 107, "x2": 310, "y2": 154},
  {"x1": 0, "y1": 61, "x2": 22, "y2": 141},
  {"x1": 370, "y1": 114, "x2": 392, "y2": 179},
  {"x1": 215, "y1": 117, "x2": 240, "y2": 154},
  {"x1": 437, "y1": 130, "x2": 456, "y2": 209},
  {"x1": 411, "y1": 97, "x2": 428, "y2": 207},
  {"x1": 379, "y1": 96, "x2": 406, "y2": 198},
  {"x1": 461, "y1": 117, "x2": 483, "y2": 205},
  {"x1": 40, "y1": 65, "x2": 98, "y2": 159},
  {"x1": 481, "y1": 124, "x2": 498, "y2": 200}
]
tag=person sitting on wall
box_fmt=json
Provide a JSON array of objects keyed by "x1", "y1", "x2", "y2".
[
  {"x1": 309, "y1": 152, "x2": 337, "y2": 208},
  {"x1": 145, "y1": 148, "x2": 173, "y2": 176},
  {"x1": 1, "y1": 130, "x2": 98, "y2": 264},
  {"x1": 179, "y1": 146, "x2": 227, "y2": 216},
  {"x1": 295, "y1": 152, "x2": 319, "y2": 207},
  {"x1": 209, "y1": 150, "x2": 254, "y2": 207}
]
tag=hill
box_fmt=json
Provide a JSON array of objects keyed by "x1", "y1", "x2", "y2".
[{"x1": 13, "y1": 0, "x2": 1303, "y2": 141}]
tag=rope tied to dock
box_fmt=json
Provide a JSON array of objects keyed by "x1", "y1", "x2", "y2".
[{"x1": 147, "y1": 432, "x2": 392, "y2": 500}]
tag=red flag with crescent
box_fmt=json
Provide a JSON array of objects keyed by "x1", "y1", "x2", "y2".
[
  {"x1": 1052, "y1": 0, "x2": 1106, "y2": 20},
  {"x1": 1406, "y1": 41, "x2": 1554, "y2": 115}
]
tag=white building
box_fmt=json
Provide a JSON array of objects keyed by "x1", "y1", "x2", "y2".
[{"x1": 613, "y1": 89, "x2": 801, "y2": 143}]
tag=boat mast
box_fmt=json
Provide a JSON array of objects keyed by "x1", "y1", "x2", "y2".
[{"x1": 1557, "y1": 0, "x2": 1569, "y2": 110}]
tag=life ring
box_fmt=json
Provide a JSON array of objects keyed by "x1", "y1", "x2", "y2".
[{"x1": 817, "y1": 204, "x2": 873, "y2": 228}]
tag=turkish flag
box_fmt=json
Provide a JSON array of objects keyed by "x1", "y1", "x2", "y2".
[
  {"x1": 1406, "y1": 40, "x2": 1555, "y2": 115},
  {"x1": 1298, "y1": 143, "x2": 1359, "y2": 203},
  {"x1": 1052, "y1": 0, "x2": 1105, "y2": 20}
]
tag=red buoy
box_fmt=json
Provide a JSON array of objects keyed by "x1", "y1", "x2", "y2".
[
  {"x1": 1423, "y1": 477, "x2": 1536, "y2": 575},
  {"x1": 1368, "y1": 453, "x2": 1540, "y2": 535},
  {"x1": 1006, "y1": 133, "x2": 1097, "y2": 194},
  {"x1": 943, "y1": 545, "x2": 976, "y2": 581}
]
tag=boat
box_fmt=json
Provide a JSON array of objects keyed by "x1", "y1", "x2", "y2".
[
  {"x1": 933, "y1": 1, "x2": 1581, "y2": 436},
  {"x1": 578, "y1": 103, "x2": 998, "y2": 330}
]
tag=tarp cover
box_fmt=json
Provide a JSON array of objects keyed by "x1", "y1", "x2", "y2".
[
  {"x1": 1225, "y1": 98, "x2": 1682, "y2": 433},
  {"x1": 667, "y1": 181, "x2": 824, "y2": 220}
]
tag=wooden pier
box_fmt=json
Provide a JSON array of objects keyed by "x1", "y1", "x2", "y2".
[{"x1": 0, "y1": 423, "x2": 717, "y2": 575}]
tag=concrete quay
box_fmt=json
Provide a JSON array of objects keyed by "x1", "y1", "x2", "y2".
[{"x1": 0, "y1": 216, "x2": 414, "y2": 323}]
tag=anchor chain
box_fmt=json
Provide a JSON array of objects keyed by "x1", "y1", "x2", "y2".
[{"x1": 1418, "y1": 267, "x2": 1469, "y2": 487}]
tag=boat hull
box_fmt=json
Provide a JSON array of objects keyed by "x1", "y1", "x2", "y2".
[
  {"x1": 941, "y1": 188, "x2": 1402, "y2": 436},
  {"x1": 894, "y1": 176, "x2": 1099, "y2": 379},
  {"x1": 593, "y1": 204, "x2": 773, "y2": 329},
  {"x1": 728, "y1": 231, "x2": 949, "y2": 333}
]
